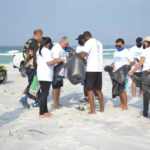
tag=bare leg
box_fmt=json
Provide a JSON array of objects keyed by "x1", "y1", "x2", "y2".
[
  {"x1": 52, "y1": 89, "x2": 60, "y2": 109},
  {"x1": 95, "y1": 89, "x2": 104, "y2": 112},
  {"x1": 132, "y1": 82, "x2": 136, "y2": 97},
  {"x1": 87, "y1": 90, "x2": 96, "y2": 114},
  {"x1": 93, "y1": 89, "x2": 98, "y2": 97},
  {"x1": 117, "y1": 95, "x2": 124, "y2": 108},
  {"x1": 139, "y1": 89, "x2": 143, "y2": 97},
  {"x1": 58, "y1": 88, "x2": 62, "y2": 107},
  {"x1": 121, "y1": 91, "x2": 128, "y2": 110}
]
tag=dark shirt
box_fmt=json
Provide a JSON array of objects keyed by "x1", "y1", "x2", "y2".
[{"x1": 29, "y1": 38, "x2": 39, "y2": 68}]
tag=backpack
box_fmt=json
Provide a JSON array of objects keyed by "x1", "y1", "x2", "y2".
[{"x1": 23, "y1": 39, "x2": 34, "y2": 61}]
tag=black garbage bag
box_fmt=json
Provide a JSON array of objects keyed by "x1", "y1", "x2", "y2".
[
  {"x1": 67, "y1": 53, "x2": 86, "y2": 85},
  {"x1": 105, "y1": 65, "x2": 131, "y2": 98},
  {"x1": 142, "y1": 76, "x2": 150, "y2": 93},
  {"x1": 130, "y1": 74, "x2": 142, "y2": 89},
  {"x1": 53, "y1": 62, "x2": 64, "y2": 84}
]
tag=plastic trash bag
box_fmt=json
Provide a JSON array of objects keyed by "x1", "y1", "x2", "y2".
[
  {"x1": 29, "y1": 75, "x2": 40, "y2": 96},
  {"x1": 130, "y1": 74, "x2": 142, "y2": 89},
  {"x1": 142, "y1": 76, "x2": 150, "y2": 93},
  {"x1": 105, "y1": 65, "x2": 131, "y2": 98},
  {"x1": 67, "y1": 53, "x2": 86, "y2": 85},
  {"x1": 53, "y1": 62, "x2": 64, "y2": 84}
]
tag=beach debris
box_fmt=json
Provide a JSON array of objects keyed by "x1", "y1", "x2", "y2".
[
  {"x1": 4, "y1": 90, "x2": 6, "y2": 92},
  {"x1": 59, "y1": 126, "x2": 63, "y2": 129},
  {"x1": 28, "y1": 130, "x2": 47, "y2": 135},
  {"x1": 76, "y1": 103, "x2": 90, "y2": 111},
  {"x1": 11, "y1": 92, "x2": 18, "y2": 95}
]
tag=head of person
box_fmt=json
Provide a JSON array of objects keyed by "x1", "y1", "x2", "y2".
[
  {"x1": 83, "y1": 31, "x2": 92, "y2": 42},
  {"x1": 59, "y1": 36, "x2": 69, "y2": 49},
  {"x1": 33, "y1": 29, "x2": 43, "y2": 41},
  {"x1": 76, "y1": 34, "x2": 85, "y2": 46},
  {"x1": 115, "y1": 38, "x2": 125, "y2": 51},
  {"x1": 136, "y1": 37, "x2": 143, "y2": 48},
  {"x1": 142, "y1": 36, "x2": 150, "y2": 49},
  {"x1": 39, "y1": 37, "x2": 52, "y2": 55}
]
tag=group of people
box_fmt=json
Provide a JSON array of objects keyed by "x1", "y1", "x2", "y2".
[{"x1": 19, "y1": 28, "x2": 150, "y2": 119}]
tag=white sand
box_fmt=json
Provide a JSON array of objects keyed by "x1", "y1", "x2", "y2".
[{"x1": 0, "y1": 60, "x2": 150, "y2": 150}]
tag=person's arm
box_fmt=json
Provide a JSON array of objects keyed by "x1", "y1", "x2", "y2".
[
  {"x1": 110, "y1": 63, "x2": 114, "y2": 68},
  {"x1": 129, "y1": 61, "x2": 135, "y2": 67},
  {"x1": 69, "y1": 51, "x2": 87, "y2": 58},
  {"x1": 129, "y1": 57, "x2": 145, "y2": 76},
  {"x1": 33, "y1": 45, "x2": 38, "y2": 68},
  {"x1": 126, "y1": 50, "x2": 135, "y2": 67},
  {"x1": 47, "y1": 59, "x2": 64, "y2": 66}
]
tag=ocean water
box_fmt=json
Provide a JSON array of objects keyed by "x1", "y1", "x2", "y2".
[{"x1": 0, "y1": 45, "x2": 133, "y2": 64}]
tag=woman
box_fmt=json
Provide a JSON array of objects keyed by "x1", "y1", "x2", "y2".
[
  {"x1": 129, "y1": 36, "x2": 150, "y2": 118},
  {"x1": 36, "y1": 37, "x2": 64, "y2": 118}
]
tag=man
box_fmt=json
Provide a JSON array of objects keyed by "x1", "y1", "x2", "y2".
[
  {"x1": 75, "y1": 34, "x2": 99, "y2": 102},
  {"x1": 51, "y1": 36, "x2": 69, "y2": 109},
  {"x1": 70, "y1": 31, "x2": 104, "y2": 114},
  {"x1": 130, "y1": 37, "x2": 143, "y2": 97},
  {"x1": 20, "y1": 29, "x2": 43, "y2": 108},
  {"x1": 110, "y1": 38, "x2": 134, "y2": 110},
  {"x1": 129, "y1": 36, "x2": 150, "y2": 118}
]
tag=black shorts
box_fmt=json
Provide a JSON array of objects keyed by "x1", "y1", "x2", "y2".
[
  {"x1": 52, "y1": 76, "x2": 63, "y2": 89},
  {"x1": 84, "y1": 72, "x2": 102, "y2": 91}
]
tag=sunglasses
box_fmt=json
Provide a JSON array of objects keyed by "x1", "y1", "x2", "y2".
[{"x1": 115, "y1": 45, "x2": 122, "y2": 47}]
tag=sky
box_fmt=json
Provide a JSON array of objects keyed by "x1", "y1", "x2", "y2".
[{"x1": 0, "y1": 0, "x2": 149, "y2": 46}]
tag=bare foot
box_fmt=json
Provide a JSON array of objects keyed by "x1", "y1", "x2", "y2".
[
  {"x1": 116, "y1": 105, "x2": 123, "y2": 108},
  {"x1": 137, "y1": 115, "x2": 147, "y2": 119},
  {"x1": 59, "y1": 104, "x2": 63, "y2": 107},
  {"x1": 97, "y1": 109, "x2": 104, "y2": 112},
  {"x1": 88, "y1": 111, "x2": 96, "y2": 114},
  {"x1": 39, "y1": 114, "x2": 51, "y2": 118},
  {"x1": 122, "y1": 107, "x2": 128, "y2": 110},
  {"x1": 45, "y1": 112, "x2": 54, "y2": 116},
  {"x1": 132, "y1": 95, "x2": 136, "y2": 98},
  {"x1": 54, "y1": 106, "x2": 60, "y2": 109}
]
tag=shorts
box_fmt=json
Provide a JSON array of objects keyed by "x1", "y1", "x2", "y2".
[
  {"x1": 84, "y1": 72, "x2": 102, "y2": 91},
  {"x1": 52, "y1": 76, "x2": 63, "y2": 89},
  {"x1": 124, "y1": 79, "x2": 128, "y2": 92}
]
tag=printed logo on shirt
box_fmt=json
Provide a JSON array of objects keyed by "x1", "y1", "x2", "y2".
[
  {"x1": 134, "y1": 52, "x2": 142, "y2": 57},
  {"x1": 114, "y1": 56, "x2": 122, "y2": 62},
  {"x1": 77, "y1": 50, "x2": 83, "y2": 53}
]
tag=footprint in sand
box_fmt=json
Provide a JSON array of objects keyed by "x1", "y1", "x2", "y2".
[{"x1": 128, "y1": 97, "x2": 140, "y2": 104}]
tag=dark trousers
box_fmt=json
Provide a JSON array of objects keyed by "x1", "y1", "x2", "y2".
[
  {"x1": 25, "y1": 69, "x2": 35, "y2": 94},
  {"x1": 142, "y1": 71, "x2": 150, "y2": 117},
  {"x1": 39, "y1": 81, "x2": 51, "y2": 115},
  {"x1": 26, "y1": 69, "x2": 35, "y2": 83}
]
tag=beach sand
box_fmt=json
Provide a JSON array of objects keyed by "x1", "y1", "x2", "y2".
[{"x1": 0, "y1": 60, "x2": 150, "y2": 150}]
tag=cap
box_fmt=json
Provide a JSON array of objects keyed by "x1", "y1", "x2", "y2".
[
  {"x1": 142, "y1": 36, "x2": 150, "y2": 42},
  {"x1": 76, "y1": 34, "x2": 84, "y2": 40},
  {"x1": 136, "y1": 37, "x2": 143, "y2": 44}
]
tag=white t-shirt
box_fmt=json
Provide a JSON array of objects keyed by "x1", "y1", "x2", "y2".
[
  {"x1": 76, "y1": 45, "x2": 84, "y2": 53},
  {"x1": 130, "y1": 46, "x2": 143, "y2": 72},
  {"x1": 113, "y1": 49, "x2": 134, "y2": 79},
  {"x1": 83, "y1": 38, "x2": 103, "y2": 72},
  {"x1": 51, "y1": 43, "x2": 67, "y2": 76},
  {"x1": 36, "y1": 47, "x2": 54, "y2": 82},
  {"x1": 140, "y1": 47, "x2": 150, "y2": 71}
]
